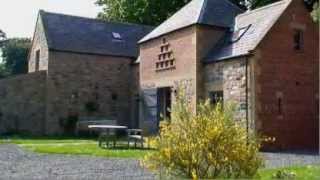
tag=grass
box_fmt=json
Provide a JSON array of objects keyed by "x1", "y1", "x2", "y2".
[
  {"x1": 0, "y1": 135, "x2": 153, "y2": 159},
  {"x1": 257, "y1": 165, "x2": 320, "y2": 179}
]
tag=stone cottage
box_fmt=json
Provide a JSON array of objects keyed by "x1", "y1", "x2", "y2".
[
  {"x1": 0, "y1": 10, "x2": 153, "y2": 135},
  {"x1": 0, "y1": 0, "x2": 318, "y2": 152}
]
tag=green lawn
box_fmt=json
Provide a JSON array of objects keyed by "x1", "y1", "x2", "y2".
[
  {"x1": 0, "y1": 135, "x2": 153, "y2": 159},
  {"x1": 257, "y1": 165, "x2": 320, "y2": 179},
  {"x1": 1, "y1": 136, "x2": 319, "y2": 179}
]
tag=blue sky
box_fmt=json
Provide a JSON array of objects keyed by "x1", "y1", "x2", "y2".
[{"x1": 0, "y1": 0, "x2": 101, "y2": 38}]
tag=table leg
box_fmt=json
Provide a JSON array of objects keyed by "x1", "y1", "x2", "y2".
[
  {"x1": 106, "y1": 129, "x2": 110, "y2": 148},
  {"x1": 98, "y1": 133, "x2": 102, "y2": 147}
]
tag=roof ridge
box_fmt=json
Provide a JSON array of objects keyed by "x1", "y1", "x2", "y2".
[
  {"x1": 237, "y1": 0, "x2": 290, "y2": 17},
  {"x1": 40, "y1": 10, "x2": 154, "y2": 29},
  {"x1": 197, "y1": 0, "x2": 207, "y2": 23},
  {"x1": 198, "y1": 0, "x2": 244, "y2": 23}
]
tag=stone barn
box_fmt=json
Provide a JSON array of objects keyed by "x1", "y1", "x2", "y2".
[{"x1": 0, "y1": 10, "x2": 152, "y2": 135}]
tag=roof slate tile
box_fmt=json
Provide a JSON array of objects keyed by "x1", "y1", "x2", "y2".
[{"x1": 40, "y1": 11, "x2": 153, "y2": 58}]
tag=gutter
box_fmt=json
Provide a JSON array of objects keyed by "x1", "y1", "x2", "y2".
[{"x1": 202, "y1": 53, "x2": 252, "y2": 65}]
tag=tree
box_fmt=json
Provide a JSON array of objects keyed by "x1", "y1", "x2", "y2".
[
  {"x1": 96, "y1": 0, "x2": 192, "y2": 25},
  {"x1": 95, "y1": 0, "x2": 285, "y2": 25},
  {"x1": 311, "y1": 2, "x2": 319, "y2": 22},
  {"x1": 96, "y1": 0, "x2": 319, "y2": 25},
  {"x1": 0, "y1": 38, "x2": 31, "y2": 77},
  {"x1": 0, "y1": 30, "x2": 5, "y2": 40},
  {"x1": 95, "y1": 0, "x2": 248, "y2": 26},
  {"x1": 247, "y1": 0, "x2": 279, "y2": 9},
  {"x1": 0, "y1": 63, "x2": 9, "y2": 78}
]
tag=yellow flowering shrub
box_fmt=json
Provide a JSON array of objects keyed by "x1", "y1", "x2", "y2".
[{"x1": 142, "y1": 92, "x2": 263, "y2": 179}]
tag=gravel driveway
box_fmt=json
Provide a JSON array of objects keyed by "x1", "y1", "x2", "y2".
[
  {"x1": 263, "y1": 152, "x2": 320, "y2": 168},
  {"x1": 0, "y1": 144, "x2": 319, "y2": 179},
  {"x1": 0, "y1": 144, "x2": 155, "y2": 180}
]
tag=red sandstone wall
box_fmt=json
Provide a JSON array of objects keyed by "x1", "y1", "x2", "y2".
[
  {"x1": 255, "y1": 0, "x2": 319, "y2": 151},
  {"x1": 139, "y1": 26, "x2": 198, "y2": 132}
]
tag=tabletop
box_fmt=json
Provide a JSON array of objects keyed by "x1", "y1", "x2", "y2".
[{"x1": 88, "y1": 125, "x2": 128, "y2": 129}]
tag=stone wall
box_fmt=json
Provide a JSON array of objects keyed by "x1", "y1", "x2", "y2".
[
  {"x1": 254, "y1": 0, "x2": 319, "y2": 151},
  {"x1": 29, "y1": 13, "x2": 49, "y2": 73},
  {"x1": 0, "y1": 71, "x2": 47, "y2": 135},
  {"x1": 45, "y1": 51, "x2": 133, "y2": 134},
  {"x1": 196, "y1": 26, "x2": 225, "y2": 101},
  {"x1": 129, "y1": 63, "x2": 140, "y2": 128},
  {"x1": 204, "y1": 58, "x2": 254, "y2": 127}
]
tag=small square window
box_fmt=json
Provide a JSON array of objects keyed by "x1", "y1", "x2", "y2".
[
  {"x1": 209, "y1": 91, "x2": 223, "y2": 105},
  {"x1": 162, "y1": 38, "x2": 166, "y2": 44},
  {"x1": 111, "y1": 93, "x2": 118, "y2": 101},
  {"x1": 112, "y1": 32, "x2": 122, "y2": 40}
]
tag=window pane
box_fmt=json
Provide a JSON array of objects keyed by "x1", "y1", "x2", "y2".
[{"x1": 209, "y1": 91, "x2": 223, "y2": 105}]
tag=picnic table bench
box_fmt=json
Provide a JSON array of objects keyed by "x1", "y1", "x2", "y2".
[{"x1": 88, "y1": 125, "x2": 144, "y2": 148}]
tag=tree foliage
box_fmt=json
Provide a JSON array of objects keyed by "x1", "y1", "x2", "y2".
[
  {"x1": 96, "y1": 0, "x2": 192, "y2": 25},
  {"x1": 95, "y1": 0, "x2": 250, "y2": 26},
  {"x1": 311, "y1": 2, "x2": 320, "y2": 22},
  {"x1": 0, "y1": 38, "x2": 31, "y2": 78},
  {"x1": 247, "y1": 0, "x2": 279, "y2": 9},
  {"x1": 0, "y1": 29, "x2": 6, "y2": 41},
  {"x1": 96, "y1": 0, "x2": 319, "y2": 25}
]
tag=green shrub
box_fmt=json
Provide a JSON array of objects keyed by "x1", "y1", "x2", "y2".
[
  {"x1": 59, "y1": 115, "x2": 78, "y2": 135},
  {"x1": 272, "y1": 170, "x2": 297, "y2": 179},
  {"x1": 143, "y1": 91, "x2": 263, "y2": 179},
  {"x1": 85, "y1": 101, "x2": 99, "y2": 113}
]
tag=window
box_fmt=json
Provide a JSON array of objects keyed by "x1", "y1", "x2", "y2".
[
  {"x1": 35, "y1": 50, "x2": 40, "y2": 71},
  {"x1": 293, "y1": 29, "x2": 303, "y2": 50},
  {"x1": 231, "y1": 24, "x2": 251, "y2": 43},
  {"x1": 162, "y1": 38, "x2": 166, "y2": 44},
  {"x1": 112, "y1": 32, "x2": 122, "y2": 40},
  {"x1": 209, "y1": 91, "x2": 223, "y2": 105},
  {"x1": 111, "y1": 93, "x2": 118, "y2": 101}
]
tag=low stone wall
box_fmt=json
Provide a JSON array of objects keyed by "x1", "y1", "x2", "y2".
[{"x1": 0, "y1": 71, "x2": 47, "y2": 135}]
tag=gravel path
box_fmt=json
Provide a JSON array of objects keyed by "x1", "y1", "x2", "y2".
[
  {"x1": 0, "y1": 145, "x2": 319, "y2": 179},
  {"x1": 263, "y1": 152, "x2": 320, "y2": 169},
  {"x1": 0, "y1": 144, "x2": 155, "y2": 180}
]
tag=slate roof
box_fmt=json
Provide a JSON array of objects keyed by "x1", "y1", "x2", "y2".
[
  {"x1": 204, "y1": 0, "x2": 291, "y2": 62},
  {"x1": 139, "y1": 0, "x2": 243, "y2": 43},
  {"x1": 40, "y1": 11, "x2": 153, "y2": 58}
]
